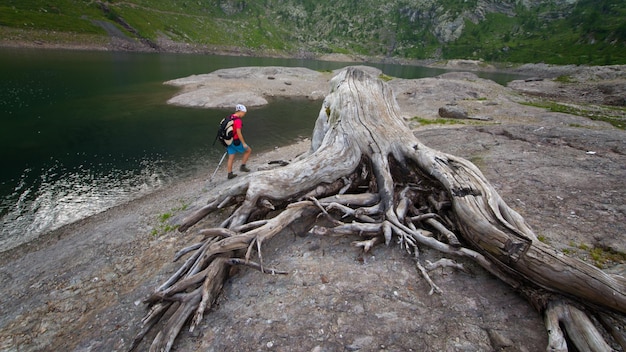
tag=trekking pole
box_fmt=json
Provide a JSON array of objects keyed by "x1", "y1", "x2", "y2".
[{"x1": 209, "y1": 152, "x2": 227, "y2": 182}]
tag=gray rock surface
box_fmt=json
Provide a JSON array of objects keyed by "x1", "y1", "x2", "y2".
[
  {"x1": 1, "y1": 64, "x2": 624, "y2": 352},
  {"x1": 164, "y1": 66, "x2": 332, "y2": 109}
]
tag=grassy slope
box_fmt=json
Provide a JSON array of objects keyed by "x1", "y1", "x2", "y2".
[
  {"x1": 0, "y1": 0, "x2": 624, "y2": 65},
  {"x1": 445, "y1": 0, "x2": 626, "y2": 65}
]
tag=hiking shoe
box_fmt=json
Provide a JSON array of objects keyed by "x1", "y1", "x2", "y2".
[
  {"x1": 228, "y1": 172, "x2": 237, "y2": 179},
  {"x1": 240, "y1": 165, "x2": 251, "y2": 172}
]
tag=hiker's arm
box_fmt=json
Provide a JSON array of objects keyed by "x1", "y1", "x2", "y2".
[{"x1": 236, "y1": 128, "x2": 249, "y2": 148}]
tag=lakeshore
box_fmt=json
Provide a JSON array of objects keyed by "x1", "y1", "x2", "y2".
[{"x1": 1, "y1": 63, "x2": 625, "y2": 351}]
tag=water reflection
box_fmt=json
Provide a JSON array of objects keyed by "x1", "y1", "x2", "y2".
[{"x1": 0, "y1": 155, "x2": 172, "y2": 252}]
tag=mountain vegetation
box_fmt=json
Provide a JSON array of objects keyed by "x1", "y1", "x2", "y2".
[{"x1": 1, "y1": 0, "x2": 625, "y2": 65}]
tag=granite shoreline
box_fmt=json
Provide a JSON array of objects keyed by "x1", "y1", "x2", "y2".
[{"x1": 1, "y1": 63, "x2": 624, "y2": 352}]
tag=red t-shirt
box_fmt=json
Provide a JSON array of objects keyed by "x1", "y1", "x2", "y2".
[{"x1": 231, "y1": 115, "x2": 242, "y2": 140}]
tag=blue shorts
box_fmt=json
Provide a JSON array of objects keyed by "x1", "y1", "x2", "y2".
[{"x1": 227, "y1": 141, "x2": 248, "y2": 155}]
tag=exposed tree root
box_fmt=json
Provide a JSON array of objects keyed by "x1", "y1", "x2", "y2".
[{"x1": 130, "y1": 67, "x2": 626, "y2": 352}]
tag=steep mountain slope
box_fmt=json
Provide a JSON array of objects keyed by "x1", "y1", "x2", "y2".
[{"x1": 0, "y1": 0, "x2": 624, "y2": 64}]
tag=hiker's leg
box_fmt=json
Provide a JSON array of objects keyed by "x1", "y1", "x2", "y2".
[
  {"x1": 227, "y1": 154, "x2": 235, "y2": 173},
  {"x1": 242, "y1": 147, "x2": 252, "y2": 165}
]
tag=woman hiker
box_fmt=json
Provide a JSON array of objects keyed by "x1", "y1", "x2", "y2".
[{"x1": 226, "y1": 104, "x2": 252, "y2": 179}]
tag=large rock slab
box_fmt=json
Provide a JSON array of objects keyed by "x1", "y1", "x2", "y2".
[{"x1": 165, "y1": 66, "x2": 332, "y2": 109}]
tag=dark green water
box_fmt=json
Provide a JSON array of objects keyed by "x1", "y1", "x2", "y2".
[{"x1": 0, "y1": 48, "x2": 523, "y2": 251}]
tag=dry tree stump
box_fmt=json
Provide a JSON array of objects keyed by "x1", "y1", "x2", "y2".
[{"x1": 130, "y1": 67, "x2": 626, "y2": 352}]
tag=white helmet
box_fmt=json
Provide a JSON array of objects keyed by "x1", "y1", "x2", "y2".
[{"x1": 235, "y1": 104, "x2": 247, "y2": 112}]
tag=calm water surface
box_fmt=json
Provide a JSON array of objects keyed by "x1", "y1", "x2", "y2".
[{"x1": 0, "y1": 48, "x2": 523, "y2": 252}]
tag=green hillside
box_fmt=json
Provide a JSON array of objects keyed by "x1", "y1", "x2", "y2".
[{"x1": 1, "y1": 0, "x2": 625, "y2": 65}]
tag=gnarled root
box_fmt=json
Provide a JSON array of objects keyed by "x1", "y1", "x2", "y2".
[
  {"x1": 545, "y1": 300, "x2": 613, "y2": 352},
  {"x1": 130, "y1": 67, "x2": 626, "y2": 352}
]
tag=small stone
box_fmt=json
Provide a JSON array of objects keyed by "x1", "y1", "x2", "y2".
[{"x1": 438, "y1": 106, "x2": 469, "y2": 119}]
